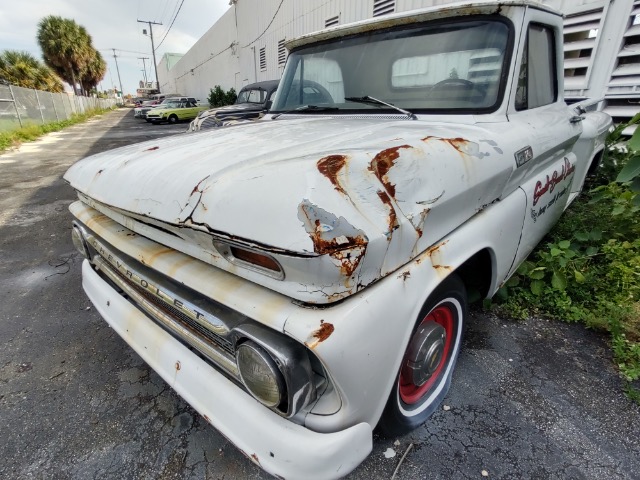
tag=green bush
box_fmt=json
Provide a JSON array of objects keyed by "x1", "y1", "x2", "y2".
[
  {"x1": 494, "y1": 114, "x2": 640, "y2": 401},
  {"x1": 208, "y1": 85, "x2": 237, "y2": 108}
]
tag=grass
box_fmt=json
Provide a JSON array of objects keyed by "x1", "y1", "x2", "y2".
[{"x1": 0, "y1": 107, "x2": 115, "y2": 153}]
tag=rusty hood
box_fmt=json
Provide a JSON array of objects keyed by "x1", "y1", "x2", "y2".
[{"x1": 65, "y1": 116, "x2": 513, "y2": 291}]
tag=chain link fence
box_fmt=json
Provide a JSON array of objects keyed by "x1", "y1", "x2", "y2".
[{"x1": 0, "y1": 83, "x2": 118, "y2": 132}]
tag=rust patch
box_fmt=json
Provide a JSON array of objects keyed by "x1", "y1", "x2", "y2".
[
  {"x1": 298, "y1": 200, "x2": 368, "y2": 255},
  {"x1": 398, "y1": 271, "x2": 411, "y2": 281},
  {"x1": 145, "y1": 146, "x2": 159, "y2": 151},
  {"x1": 422, "y1": 136, "x2": 471, "y2": 155},
  {"x1": 203, "y1": 414, "x2": 211, "y2": 423},
  {"x1": 175, "y1": 361, "x2": 181, "y2": 371},
  {"x1": 250, "y1": 453, "x2": 260, "y2": 465},
  {"x1": 143, "y1": 247, "x2": 173, "y2": 265},
  {"x1": 432, "y1": 264, "x2": 452, "y2": 272},
  {"x1": 317, "y1": 154, "x2": 348, "y2": 195},
  {"x1": 331, "y1": 249, "x2": 364, "y2": 277},
  {"x1": 377, "y1": 190, "x2": 398, "y2": 235},
  {"x1": 416, "y1": 240, "x2": 449, "y2": 264},
  {"x1": 313, "y1": 320, "x2": 335, "y2": 343},
  {"x1": 307, "y1": 219, "x2": 367, "y2": 255},
  {"x1": 369, "y1": 145, "x2": 412, "y2": 198}
]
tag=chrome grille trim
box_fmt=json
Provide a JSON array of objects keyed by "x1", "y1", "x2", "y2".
[{"x1": 94, "y1": 256, "x2": 241, "y2": 379}]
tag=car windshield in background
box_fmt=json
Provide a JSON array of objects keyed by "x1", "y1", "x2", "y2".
[
  {"x1": 271, "y1": 17, "x2": 511, "y2": 114},
  {"x1": 158, "y1": 102, "x2": 181, "y2": 109},
  {"x1": 237, "y1": 89, "x2": 267, "y2": 104}
]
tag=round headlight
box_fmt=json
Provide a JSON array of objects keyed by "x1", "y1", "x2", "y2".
[{"x1": 236, "y1": 341, "x2": 285, "y2": 408}]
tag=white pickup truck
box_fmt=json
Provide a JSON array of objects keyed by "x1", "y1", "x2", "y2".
[{"x1": 65, "y1": 1, "x2": 611, "y2": 478}]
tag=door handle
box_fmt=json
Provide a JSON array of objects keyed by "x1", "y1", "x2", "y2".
[{"x1": 570, "y1": 115, "x2": 583, "y2": 123}]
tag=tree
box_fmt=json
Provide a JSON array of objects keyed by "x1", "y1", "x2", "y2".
[
  {"x1": 80, "y1": 50, "x2": 106, "y2": 94},
  {"x1": 37, "y1": 16, "x2": 94, "y2": 95},
  {"x1": 0, "y1": 50, "x2": 63, "y2": 92}
]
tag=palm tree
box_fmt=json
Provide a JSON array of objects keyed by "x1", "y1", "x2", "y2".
[
  {"x1": 37, "y1": 16, "x2": 93, "y2": 95},
  {"x1": 80, "y1": 50, "x2": 107, "y2": 94},
  {"x1": 0, "y1": 50, "x2": 64, "y2": 92}
]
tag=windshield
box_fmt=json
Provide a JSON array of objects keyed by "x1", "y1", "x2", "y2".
[
  {"x1": 271, "y1": 17, "x2": 511, "y2": 114},
  {"x1": 158, "y1": 102, "x2": 180, "y2": 109},
  {"x1": 237, "y1": 89, "x2": 267, "y2": 104}
]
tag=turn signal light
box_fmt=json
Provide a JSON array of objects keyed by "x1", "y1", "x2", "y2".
[{"x1": 230, "y1": 246, "x2": 281, "y2": 272}]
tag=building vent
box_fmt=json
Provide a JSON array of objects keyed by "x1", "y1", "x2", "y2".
[
  {"x1": 603, "y1": 0, "x2": 640, "y2": 130},
  {"x1": 278, "y1": 39, "x2": 286, "y2": 66},
  {"x1": 260, "y1": 47, "x2": 266, "y2": 71},
  {"x1": 563, "y1": 7, "x2": 604, "y2": 94},
  {"x1": 373, "y1": 0, "x2": 395, "y2": 17},
  {"x1": 325, "y1": 15, "x2": 339, "y2": 28},
  {"x1": 607, "y1": 1, "x2": 640, "y2": 97}
]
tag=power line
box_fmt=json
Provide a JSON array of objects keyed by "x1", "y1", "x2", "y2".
[
  {"x1": 241, "y1": 0, "x2": 286, "y2": 48},
  {"x1": 176, "y1": 43, "x2": 234, "y2": 80},
  {"x1": 99, "y1": 48, "x2": 151, "y2": 55},
  {"x1": 155, "y1": 0, "x2": 184, "y2": 51}
]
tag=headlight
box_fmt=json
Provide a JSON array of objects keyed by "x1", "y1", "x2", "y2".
[{"x1": 236, "y1": 341, "x2": 285, "y2": 408}]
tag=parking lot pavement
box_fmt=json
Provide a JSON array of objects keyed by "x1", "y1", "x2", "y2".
[{"x1": 0, "y1": 108, "x2": 638, "y2": 479}]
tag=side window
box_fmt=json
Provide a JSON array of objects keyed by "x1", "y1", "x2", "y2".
[{"x1": 515, "y1": 24, "x2": 557, "y2": 110}]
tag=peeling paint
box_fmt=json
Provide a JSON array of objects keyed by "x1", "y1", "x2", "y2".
[
  {"x1": 369, "y1": 145, "x2": 412, "y2": 198},
  {"x1": 422, "y1": 136, "x2": 483, "y2": 158},
  {"x1": 175, "y1": 361, "x2": 181, "y2": 371},
  {"x1": 297, "y1": 199, "x2": 368, "y2": 255},
  {"x1": 317, "y1": 154, "x2": 349, "y2": 195},
  {"x1": 397, "y1": 271, "x2": 411, "y2": 281},
  {"x1": 251, "y1": 453, "x2": 260, "y2": 465},
  {"x1": 376, "y1": 190, "x2": 398, "y2": 236}
]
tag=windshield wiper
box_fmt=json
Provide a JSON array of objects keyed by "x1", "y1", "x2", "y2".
[
  {"x1": 344, "y1": 96, "x2": 417, "y2": 120},
  {"x1": 271, "y1": 105, "x2": 339, "y2": 119}
]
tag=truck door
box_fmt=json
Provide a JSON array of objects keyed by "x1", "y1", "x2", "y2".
[{"x1": 506, "y1": 8, "x2": 584, "y2": 276}]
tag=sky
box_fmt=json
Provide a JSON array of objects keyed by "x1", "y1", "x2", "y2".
[{"x1": 0, "y1": 0, "x2": 230, "y2": 95}]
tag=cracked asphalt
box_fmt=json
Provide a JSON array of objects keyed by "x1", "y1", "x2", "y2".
[{"x1": 0, "y1": 109, "x2": 638, "y2": 479}]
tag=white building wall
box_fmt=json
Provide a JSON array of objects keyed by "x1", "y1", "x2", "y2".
[{"x1": 158, "y1": 8, "x2": 240, "y2": 101}]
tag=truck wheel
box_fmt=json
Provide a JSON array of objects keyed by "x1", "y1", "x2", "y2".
[
  {"x1": 378, "y1": 273, "x2": 466, "y2": 436},
  {"x1": 168, "y1": 114, "x2": 178, "y2": 124}
]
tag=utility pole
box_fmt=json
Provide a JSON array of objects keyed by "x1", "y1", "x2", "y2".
[
  {"x1": 138, "y1": 57, "x2": 149, "y2": 86},
  {"x1": 137, "y1": 19, "x2": 162, "y2": 93},
  {"x1": 111, "y1": 49, "x2": 124, "y2": 101}
]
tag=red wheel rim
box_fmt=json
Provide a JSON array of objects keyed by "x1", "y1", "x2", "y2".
[{"x1": 399, "y1": 304, "x2": 455, "y2": 405}]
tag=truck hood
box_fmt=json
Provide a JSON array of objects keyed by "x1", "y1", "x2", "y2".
[{"x1": 65, "y1": 116, "x2": 512, "y2": 270}]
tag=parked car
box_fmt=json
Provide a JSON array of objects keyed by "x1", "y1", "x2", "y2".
[
  {"x1": 135, "y1": 97, "x2": 198, "y2": 119},
  {"x1": 133, "y1": 100, "x2": 158, "y2": 118},
  {"x1": 189, "y1": 80, "x2": 279, "y2": 131},
  {"x1": 65, "y1": 2, "x2": 611, "y2": 478},
  {"x1": 145, "y1": 100, "x2": 208, "y2": 124}
]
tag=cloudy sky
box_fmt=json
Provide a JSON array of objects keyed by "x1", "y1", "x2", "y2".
[{"x1": 0, "y1": 0, "x2": 230, "y2": 95}]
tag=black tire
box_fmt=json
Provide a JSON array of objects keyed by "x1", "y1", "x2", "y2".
[
  {"x1": 378, "y1": 273, "x2": 467, "y2": 437},
  {"x1": 168, "y1": 114, "x2": 178, "y2": 124}
]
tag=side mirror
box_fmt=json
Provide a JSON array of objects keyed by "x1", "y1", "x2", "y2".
[{"x1": 264, "y1": 100, "x2": 273, "y2": 111}]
